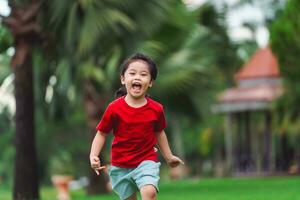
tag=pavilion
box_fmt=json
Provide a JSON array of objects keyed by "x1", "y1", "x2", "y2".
[{"x1": 213, "y1": 47, "x2": 283, "y2": 174}]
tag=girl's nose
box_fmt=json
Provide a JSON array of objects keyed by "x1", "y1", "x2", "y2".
[{"x1": 134, "y1": 75, "x2": 141, "y2": 79}]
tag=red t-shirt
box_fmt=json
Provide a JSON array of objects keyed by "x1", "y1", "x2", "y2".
[{"x1": 96, "y1": 96, "x2": 167, "y2": 168}]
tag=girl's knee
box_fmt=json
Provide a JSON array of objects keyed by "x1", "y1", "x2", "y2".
[{"x1": 140, "y1": 185, "x2": 157, "y2": 199}]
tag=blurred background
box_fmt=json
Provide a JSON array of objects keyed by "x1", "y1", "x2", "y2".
[{"x1": 0, "y1": 0, "x2": 300, "y2": 199}]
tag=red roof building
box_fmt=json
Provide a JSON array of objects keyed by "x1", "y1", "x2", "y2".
[
  {"x1": 213, "y1": 47, "x2": 283, "y2": 174},
  {"x1": 214, "y1": 47, "x2": 283, "y2": 113},
  {"x1": 235, "y1": 47, "x2": 280, "y2": 80}
]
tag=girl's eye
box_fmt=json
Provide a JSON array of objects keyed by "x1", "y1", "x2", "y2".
[
  {"x1": 141, "y1": 73, "x2": 148, "y2": 77},
  {"x1": 129, "y1": 72, "x2": 135, "y2": 75}
]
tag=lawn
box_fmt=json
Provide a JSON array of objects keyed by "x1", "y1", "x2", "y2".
[{"x1": 1, "y1": 176, "x2": 300, "y2": 200}]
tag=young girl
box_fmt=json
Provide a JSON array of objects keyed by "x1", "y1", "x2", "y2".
[{"x1": 89, "y1": 53, "x2": 184, "y2": 200}]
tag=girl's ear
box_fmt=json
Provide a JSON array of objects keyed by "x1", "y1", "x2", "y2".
[
  {"x1": 120, "y1": 75, "x2": 125, "y2": 85},
  {"x1": 149, "y1": 80, "x2": 154, "y2": 88}
]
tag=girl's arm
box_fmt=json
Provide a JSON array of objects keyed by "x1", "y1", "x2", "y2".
[
  {"x1": 89, "y1": 131, "x2": 107, "y2": 175},
  {"x1": 156, "y1": 130, "x2": 184, "y2": 167}
]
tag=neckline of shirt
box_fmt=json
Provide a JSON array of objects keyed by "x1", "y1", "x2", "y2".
[{"x1": 122, "y1": 96, "x2": 149, "y2": 110}]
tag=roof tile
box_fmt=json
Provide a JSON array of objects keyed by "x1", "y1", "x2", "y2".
[{"x1": 235, "y1": 47, "x2": 280, "y2": 80}]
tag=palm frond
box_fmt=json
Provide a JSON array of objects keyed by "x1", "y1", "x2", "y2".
[
  {"x1": 105, "y1": 46, "x2": 122, "y2": 82},
  {"x1": 55, "y1": 59, "x2": 72, "y2": 93},
  {"x1": 100, "y1": 0, "x2": 136, "y2": 11},
  {"x1": 49, "y1": 0, "x2": 73, "y2": 29},
  {"x1": 153, "y1": 67, "x2": 207, "y2": 97},
  {"x1": 78, "y1": 6, "x2": 135, "y2": 55},
  {"x1": 66, "y1": 3, "x2": 80, "y2": 48},
  {"x1": 79, "y1": 61, "x2": 106, "y2": 84},
  {"x1": 133, "y1": 1, "x2": 171, "y2": 36},
  {"x1": 136, "y1": 40, "x2": 166, "y2": 60}
]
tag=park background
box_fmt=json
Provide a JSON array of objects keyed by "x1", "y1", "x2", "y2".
[{"x1": 0, "y1": 0, "x2": 300, "y2": 199}]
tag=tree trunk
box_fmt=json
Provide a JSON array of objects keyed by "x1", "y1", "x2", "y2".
[
  {"x1": 4, "y1": 2, "x2": 41, "y2": 198},
  {"x1": 86, "y1": 154, "x2": 110, "y2": 194},
  {"x1": 13, "y1": 39, "x2": 39, "y2": 200},
  {"x1": 83, "y1": 81, "x2": 110, "y2": 194},
  {"x1": 86, "y1": 121, "x2": 110, "y2": 194},
  {"x1": 169, "y1": 114, "x2": 185, "y2": 179},
  {"x1": 170, "y1": 115, "x2": 185, "y2": 160}
]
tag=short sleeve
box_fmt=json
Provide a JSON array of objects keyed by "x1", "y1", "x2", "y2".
[
  {"x1": 155, "y1": 106, "x2": 167, "y2": 132},
  {"x1": 96, "y1": 104, "x2": 114, "y2": 133}
]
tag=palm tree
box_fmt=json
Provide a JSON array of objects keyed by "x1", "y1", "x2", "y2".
[{"x1": 1, "y1": 0, "x2": 40, "y2": 199}]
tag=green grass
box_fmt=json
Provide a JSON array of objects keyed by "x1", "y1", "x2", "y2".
[{"x1": 1, "y1": 177, "x2": 300, "y2": 200}]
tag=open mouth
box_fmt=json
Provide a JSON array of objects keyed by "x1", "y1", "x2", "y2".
[{"x1": 131, "y1": 82, "x2": 142, "y2": 92}]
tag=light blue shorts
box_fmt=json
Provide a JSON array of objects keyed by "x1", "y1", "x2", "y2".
[{"x1": 108, "y1": 160, "x2": 161, "y2": 200}]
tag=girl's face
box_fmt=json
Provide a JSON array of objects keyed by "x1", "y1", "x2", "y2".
[{"x1": 121, "y1": 60, "x2": 153, "y2": 99}]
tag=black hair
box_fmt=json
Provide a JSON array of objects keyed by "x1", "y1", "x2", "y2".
[{"x1": 115, "y1": 53, "x2": 158, "y2": 99}]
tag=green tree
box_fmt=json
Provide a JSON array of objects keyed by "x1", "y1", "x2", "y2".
[
  {"x1": 0, "y1": 26, "x2": 13, "y2": 81},
  {"x1": 270, "y1": 0, "x2": 300, "y2": 168}
]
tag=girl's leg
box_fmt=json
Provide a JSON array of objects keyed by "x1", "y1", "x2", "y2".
[
  {"x1": 140, "y1": 185, "x2": 157, "y2": 200},
  {"x1": 125, "y1": 192, "x2": 137, "y2": 200}
]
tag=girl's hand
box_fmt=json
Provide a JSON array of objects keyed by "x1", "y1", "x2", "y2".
[
  {"x1": 166, "y1": 155, "x2": 185, "y2": 168},
  {"x1": 90, "y1": 156, "x2": 106, "y2": 175}
]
